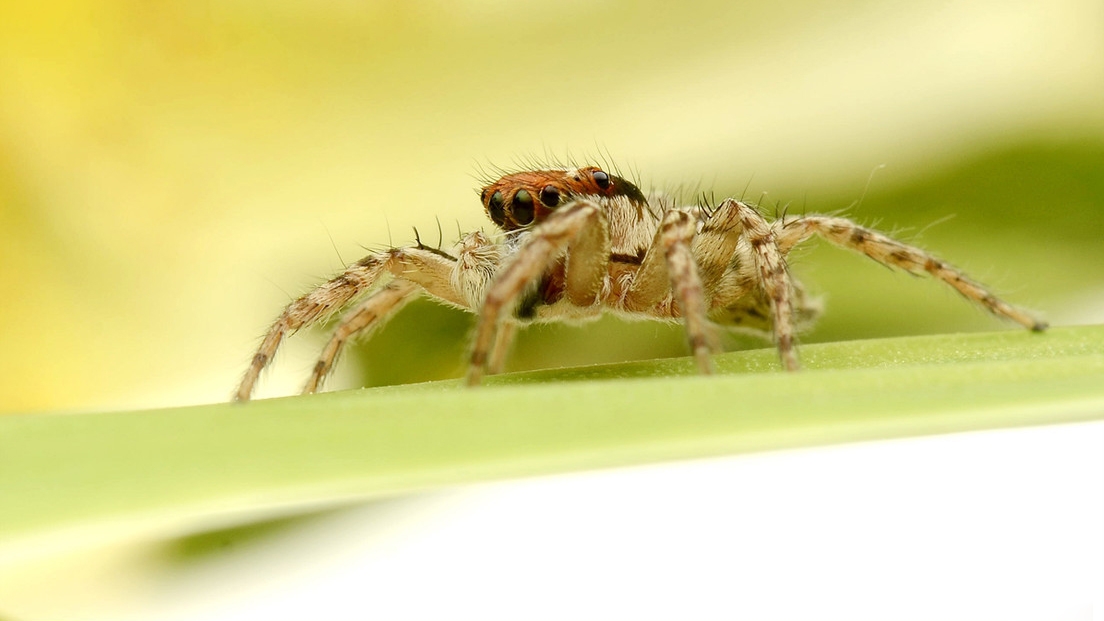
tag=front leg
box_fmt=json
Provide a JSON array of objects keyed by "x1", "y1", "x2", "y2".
[{"x1": 466, "y1": 199, "x2": 610, "y2": 386}]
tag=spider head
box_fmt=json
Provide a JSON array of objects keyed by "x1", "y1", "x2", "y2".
[{"x1": 480, "y1": 166, "x2": 647, "y2": 231}]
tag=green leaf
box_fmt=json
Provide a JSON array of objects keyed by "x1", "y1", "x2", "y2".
[{"x1": 2, "y1": 325, "x2": 1103, "y2": 562}]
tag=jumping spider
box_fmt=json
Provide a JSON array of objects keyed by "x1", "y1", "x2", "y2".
[{"x1": 234, "y1": 165, "x2": 1046, "y2": 401}]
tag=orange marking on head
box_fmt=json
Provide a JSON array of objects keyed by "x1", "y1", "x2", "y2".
[{"x1": 480, "y1": 167, "x2": 646, "y2": 231}]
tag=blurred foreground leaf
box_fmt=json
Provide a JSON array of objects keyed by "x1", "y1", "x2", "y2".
[{"x1": 2, "y1": 325, "x2": 1103, "y2": 563}]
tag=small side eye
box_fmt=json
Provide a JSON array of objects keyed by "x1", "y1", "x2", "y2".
[
  {"x1": 592, "y1": 170, "x2": 611, "y2": 189},
  {"x1": 513, "y1": 189, "x2": 534, "y2": 225},
  {"x1": 488, "y1": 190, "x2": 505, "y2": 225},
  {"x1": 539, "y1": 185, "x2": 560, "y2": 207}
]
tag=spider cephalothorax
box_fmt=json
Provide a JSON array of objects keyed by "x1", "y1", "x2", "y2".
[{"x1": 234, "y1": 165, "x2": 1045, "y2": 402}]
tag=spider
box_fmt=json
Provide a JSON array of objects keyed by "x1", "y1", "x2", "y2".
[{"x1": 233, "y1": 165, "x2": 1046, "y2": 401}]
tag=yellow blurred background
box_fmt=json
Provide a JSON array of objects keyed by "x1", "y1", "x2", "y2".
[{"x1": 2, "y1": 0, "x2": 1103, "y2": 413}]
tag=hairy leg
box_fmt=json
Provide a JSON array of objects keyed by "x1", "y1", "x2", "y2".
[
  {"x1": 775, "y1": 215, "x2": 1046, "y2": 330},
  {"x1": 487, "y1": 319, "x2": 518, "y2": 375},
  {"x1": 466, "y1": 199, "x2": 609, "y2": 386},
  {"x1": 301, "y1": 279, "x2": 422, "y2": 395},
  {"x1": 625, "y1": 209, "x2": 718, "y2": 373},
  {"x1": 235, "y1": 246, "x2": 464, "y2": 402},
  {"x1": 706, "y1": 199, "x2": 800, "y2": 370},
  {"x1": 706, "y1": 271, "x2": 823, "y2": 336}
]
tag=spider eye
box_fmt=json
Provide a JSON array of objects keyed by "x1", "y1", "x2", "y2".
[
  {"x1": 592, "y1": 170, "x2": 611, "y2": 189},
  {"x1": 512, "y1": 189, "x2": 534, "y2": 225},
  {"x1": 488, "y1": 190, "x2": 506, "y2": 225},
  {"x1": 539, "y1": 185, "x2": 560, "y2": 207}
]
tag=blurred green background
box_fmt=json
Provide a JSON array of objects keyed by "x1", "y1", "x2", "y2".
[{"x1": 2, "y1": 0, "x2": 1102, "y2": 413}]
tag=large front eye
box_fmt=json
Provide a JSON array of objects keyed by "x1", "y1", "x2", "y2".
[
  {"x1": 513, "y1": 189, "x2": 534, "y2": 225},
  {"x1": 539, "y1": 185, "x2": 560, "y2": 207},
  {"x1": 488, "y1": 190, "x2": 505, "y2": 225},
  {"x1": 592, "y1": 170, "x2": 611, "y2": 189}
]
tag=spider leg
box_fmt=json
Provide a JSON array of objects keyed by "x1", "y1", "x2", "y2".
[
  {"x1": 466, "y1": 198, "x2": 610, "y2": 386},
  {"x1": 235, "y1": 245, "x2": 471, "y2": 402},
  {"x1": 702, "y1": 220, "x2": 823, "y2": 335},
  {"x1": 707, "y1": 272, "x2": 823, "y2": 337},
  {"x1": 625, "y1": 209, "x2": 718, "y2": 374},
  {"x1": 662, "y1": 210, "x2": 719, "y2": 374},
  {"x1": 301, "y1": 230, "x2": 500, "y2": 395},
  {"x1": 487, "y1": 319, "x2": 518, "y2": 375},
  {"x1": 775, "y1": 215, "x2": 1047, "y2": 331},
  {"x1": 705, "y1": 199, "x2": 800, "y2": 371},
  {"x1": 301, "y1": 279, "x2": 421, "y2": 395}
]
